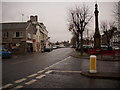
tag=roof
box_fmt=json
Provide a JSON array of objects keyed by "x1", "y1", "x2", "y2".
[{"x1": 1, "y1": 22, "x2": 29, "y2": 30}]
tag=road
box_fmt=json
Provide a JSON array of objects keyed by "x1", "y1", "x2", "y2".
[
  {"x1": 2, "y1": 48, "x2": 73, "y2": 85},
  {"x1": 2, "y1": 48, "x2": 120, "y2": 89}
]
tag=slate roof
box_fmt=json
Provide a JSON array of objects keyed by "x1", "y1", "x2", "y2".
[{"x1": 1, "y1": 22, "x2": 29, "y2": 30}]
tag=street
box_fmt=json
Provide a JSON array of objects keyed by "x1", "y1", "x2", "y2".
[{"x1": 2, "y1": 48, "x2": 120, "y2": 89}]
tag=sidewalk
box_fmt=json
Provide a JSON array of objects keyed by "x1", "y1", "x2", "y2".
[
  {"x1": 70, "y1": 50, "x2": 120, "y2": 61},
  {"x1": 70, "y1": 50, "x2": 120, "y2": 79}
]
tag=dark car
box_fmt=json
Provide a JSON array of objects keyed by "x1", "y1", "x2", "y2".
[
  {"x1": 43, "y1": 48, "x2": 52, "y2": 52},
  {"x1": 0, "y1": 47, "x2": 12, "y2": 59},
  {"x1": 83, "y1": 45, "x2": 93, "y2": 52}
]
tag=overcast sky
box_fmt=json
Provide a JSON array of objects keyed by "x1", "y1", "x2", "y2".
[{"x1": 1, "y1": 1, "x2": 118, "y2": 42}]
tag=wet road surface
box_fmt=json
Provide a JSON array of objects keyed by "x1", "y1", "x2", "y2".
[{"x1": 2, "y1": 48, "x2": 120, "y2": 88}]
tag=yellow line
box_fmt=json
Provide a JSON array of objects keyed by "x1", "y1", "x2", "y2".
[
  {"x1": 36, "y1": 75, "x2": 46, "y2": 79},
  {"x1": 27, "y1": 73, "x2": 38, "y2": 78},
  {"x1": 45, "y1": 70, "x2": 53, "y2": 74},
  {"x1": 25, "y1": 79, "x2": 37, "y2": 85},
  {"x1": 14, "y1": 78, "x2": 27, "y2": 83},
  {"x1": 2, "y1": 84, "x2": 13, "y2": 89},
  {"x1": 37, "y1": 70, "x2": 45, "y2": 74},
  {"x1": 14, "y1": 85, "x2": 24, "y2": 89}
]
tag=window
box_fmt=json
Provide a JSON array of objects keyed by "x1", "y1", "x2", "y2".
[
  {"x1": 3, "y1": 32, "x2": 8, "y2": 38},
  {"x1": 13, "y1": 32, "x2": 23, "y2": 38},
  {"x1": 27, "y1": 33, "x2": 32, "y2": 39}
]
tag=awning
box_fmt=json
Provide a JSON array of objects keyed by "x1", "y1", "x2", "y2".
[{"x1": 26, "y1": 40, "x2": 33, "y2": 43}]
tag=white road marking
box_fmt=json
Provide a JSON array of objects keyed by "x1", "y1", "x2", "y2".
[
  {"x1": 53, "y1": 70, "x2": 82, "y2": 73},
  {"x1": 27, "y1": 73, "x2": 38, "y2": 78},
  {"x1": 14, "y1": 78, "x2": 27, "y2": 83},
  {"x1": 44, "y1": 56, "x2": 71, "y2": 70},
  {"x1": 25, "y1": 79, "x2": 37, "y2": 85},
  {"x1": 45, "y1": 70, "x2": 53, "y2": 74},
  {"x1": 2, "y1": 84, "x2": 13, "y2": 88},
  {"x1": 14, "y1": 85, "x2": 24, "y2": 89},
  {"x1": 37, "y1": 70, "x2": 45, "y2": 74},
  {"x1": 36, "y1": 75, "x2": 46, "y2": 79},
  {"x1": 3, "y1": 56, "x2": 72, "y2": 88}
]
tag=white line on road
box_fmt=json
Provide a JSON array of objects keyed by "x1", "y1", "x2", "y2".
[
  {"x1": 27, "y1": 73, "x2": 38, "y2": 78},
  {"x1": 3, "y1": 56, "x2": 72, "y2": 88},
  {"x1": 14, "y1": 78, "x2": 27, "y2": 83},
  {"x1": 44, "y1": 56, "x2": 71, "y2": 70},
  {"x1": 14, "y1": 85, "x2": 24, "y2": 89},
  {"x1": 53, "y1": 70, "x2": 82, "y2": 73},
  {"x1": 25, "y1": 79, "x2": 37, "y2": 85},
  {"x1": 36, "y1": 75, "x2": 46, "y2": 79},
  {"x1": 2, "y1": 84, "x2": 13, "y2": 89}
]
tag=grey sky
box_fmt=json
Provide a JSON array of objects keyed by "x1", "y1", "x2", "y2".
[{"x1": 2, "y1": 2, "x2": 116, "y2": 42}]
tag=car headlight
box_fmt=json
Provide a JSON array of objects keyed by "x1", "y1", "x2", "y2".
[{"x1": 8, "y1": 51, "x2": 12, "y2": 54}]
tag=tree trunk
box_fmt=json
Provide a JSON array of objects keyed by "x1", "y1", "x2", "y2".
[
  {"x1": 80, "y1": 32, "x2": 83, "y2": 55},
  {"x1": 76, "y1": 34, "x2": 79, "y2": 49},
  {"x1": 106, "y1": 34, "x2": 110, "y2": 49}
]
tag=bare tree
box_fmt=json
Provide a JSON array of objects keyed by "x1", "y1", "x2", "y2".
[
  {"x1": 68, "y1": 4, "x2": 93, "y2": 55},
  {"x1": 70, "y1": 35, "x2": 77, "y2": 47},
  {"x1": 101, "y1": 21, "x2": 117, "y2": 48},
  {"x1": 113, "y1": 2, "x2": 120, "y2": 21}
]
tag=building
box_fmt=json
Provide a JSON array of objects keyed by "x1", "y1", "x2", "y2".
[
  {"x1": 2, "y1": 15, "x2": 49, "y2": 54},
  {"x1": 110, "y1": 30, "x2": 120, "y2": 46},
  {"x1": 39, "y1": 23, "x2": 50, "y2": 49},
  {"x1": 101, "y1": 27, "x2": 119, "y2": 46},
  {"x1": 30, "y1": 16, "x2": 49, "y2": 52},
  {"x1": 2, "y1": 22, "x2": 34, "y2": 54}
]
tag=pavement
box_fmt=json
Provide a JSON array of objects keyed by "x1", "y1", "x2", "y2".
[{"x1": 70, "y1": 49, "x2": 120, "y2": 80}]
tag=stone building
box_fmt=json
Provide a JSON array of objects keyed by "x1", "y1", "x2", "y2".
[
  {"x1": 2, "y1": 15, "x2": 49, "y2": 54},
  {"x1": 2, "y1": 22, "x2": 34, "y2": 54}
]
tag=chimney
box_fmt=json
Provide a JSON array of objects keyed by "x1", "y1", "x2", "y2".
[
  {"x1": 35, "y1": 15, "x2": 38, "y2": 22},
  {"x1": 30, "y1": 15, "x2": 38, "y2": 22}
]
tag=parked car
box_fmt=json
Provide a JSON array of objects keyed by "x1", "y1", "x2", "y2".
[
  {"x1": 43, "y1": 48, "x2": 52, "y2": 52},
  {"x1": 100, "y1": 45, "x2": 108, "y2": 50},
  {"x1": 101, "y1": 45, "x2": 112, "y2": 50},
  {"x1": 52, "y1": 46, "x2": 57, "y2": 49},
  {"x1": 83, "y1": 45, "x2": 93, "y2": 52},
  {"x1": 0, "y1": 47, "x2": 12, "y2": 59},
  {"x1": 112, "y1": 46, "x2": 120, "y2": 50}
]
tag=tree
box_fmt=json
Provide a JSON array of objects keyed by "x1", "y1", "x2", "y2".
[
  {"x1": 70, "y1": 35, "x2": 77, "y2": 47},
  {"x1": 100, "y1": 21, "x2": 117, "y2": 48},
  {"x1": 113, "y1": 2, "x2": 120, "y2": 21},
  {"x1": 68, "y1": 4, "x2": 93, "y2": 55}
]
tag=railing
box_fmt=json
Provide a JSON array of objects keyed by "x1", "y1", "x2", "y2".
[{"x1": 87, "y1": 49, "x2": 120, "y2": 60}]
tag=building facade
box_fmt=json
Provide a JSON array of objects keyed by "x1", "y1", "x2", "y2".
[
  {"x1": 2, "y1": 15, "x2": 49, "y2": 54},
  {"x1": 2, "y1": 22, "x2": 34, "y2": 54}
]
